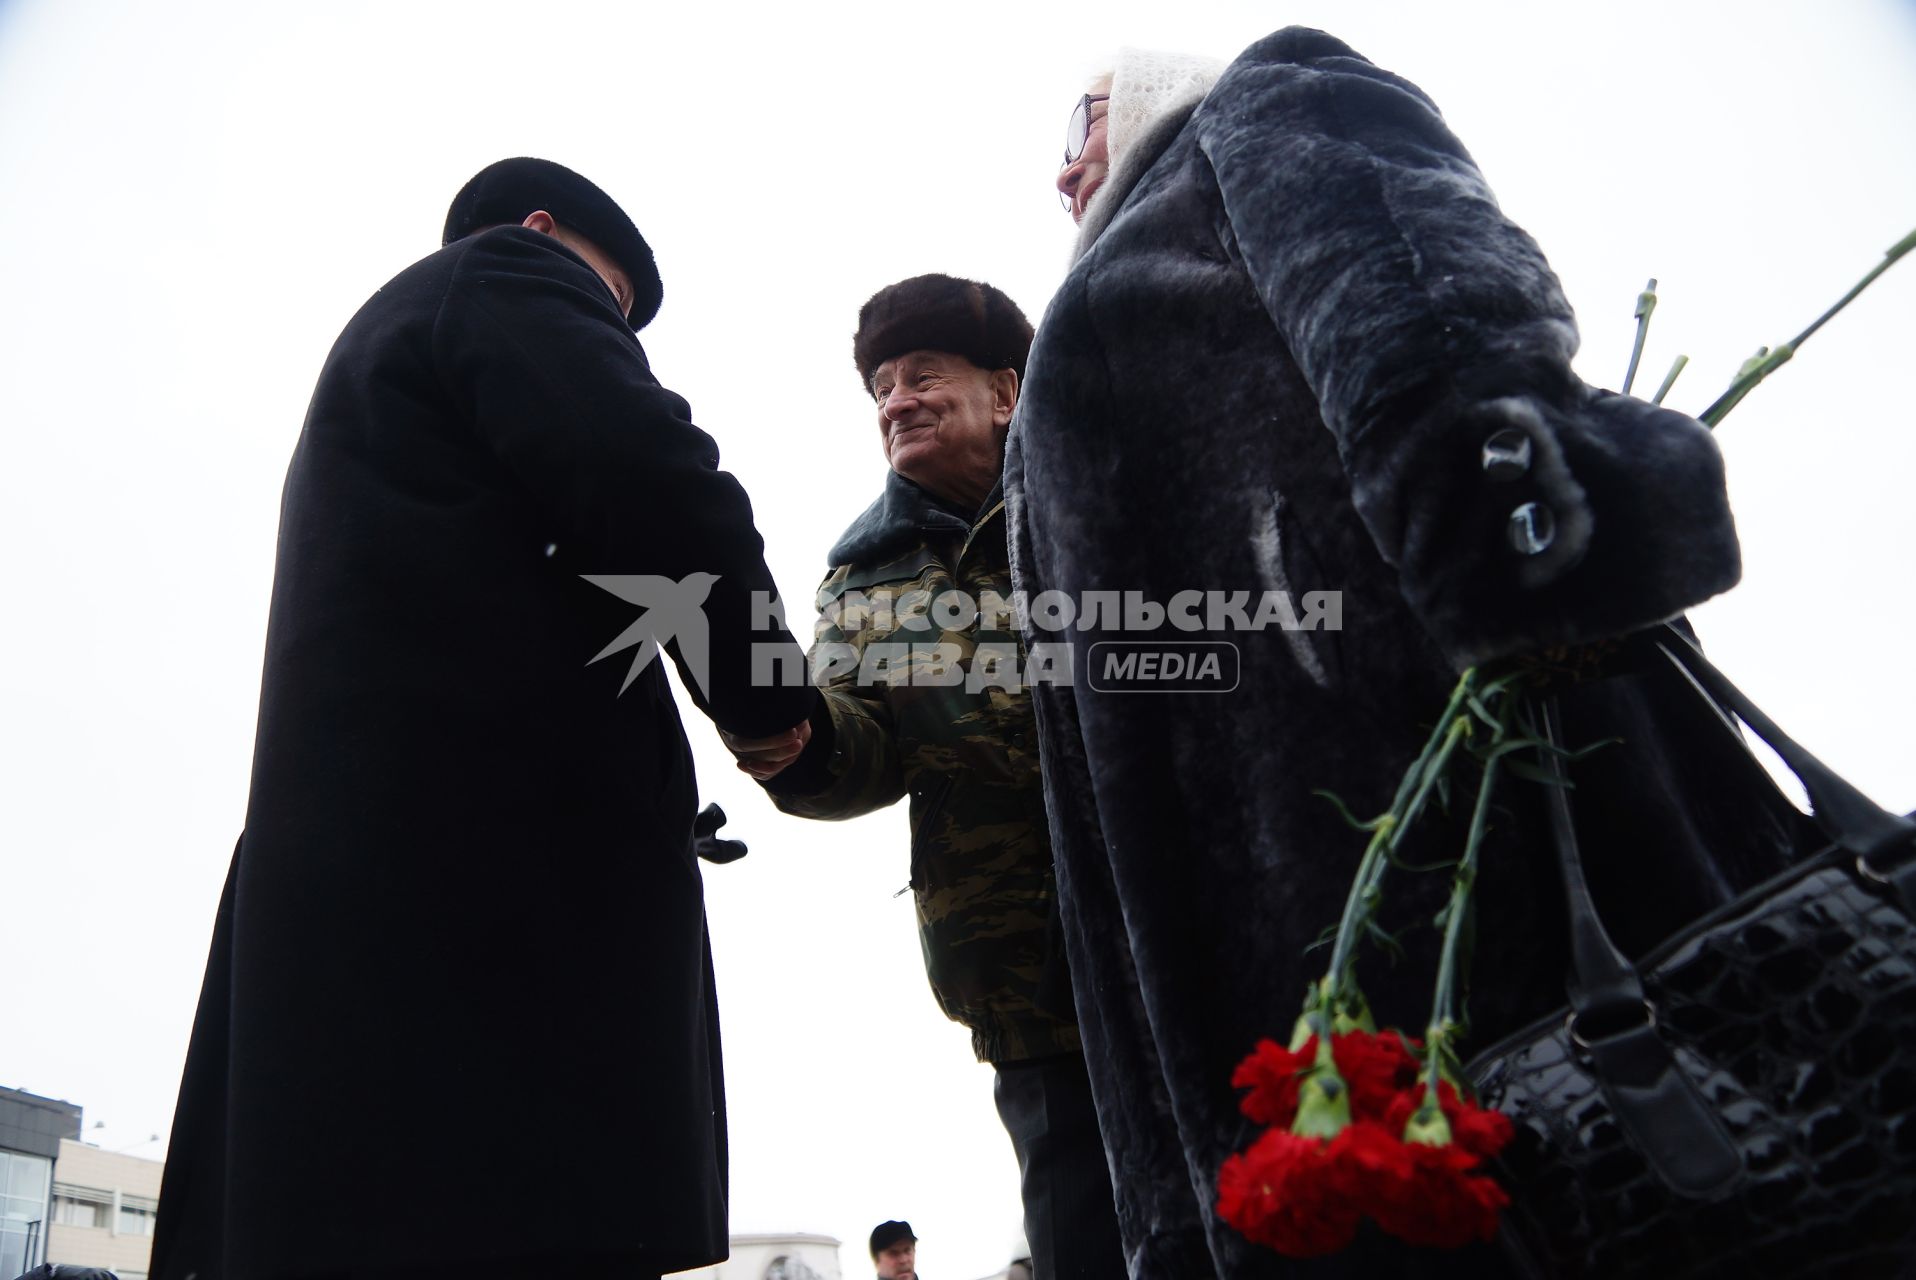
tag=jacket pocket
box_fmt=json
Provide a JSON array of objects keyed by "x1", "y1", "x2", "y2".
[{"x1": 905, "y1": 773, "x2": 956, "y2": 894}]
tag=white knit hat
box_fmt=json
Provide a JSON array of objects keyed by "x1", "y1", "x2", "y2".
[{"x1": 1105, "y1": 47, "x2": 1226, "y2": 177}]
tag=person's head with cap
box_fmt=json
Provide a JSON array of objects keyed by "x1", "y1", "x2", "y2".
[
  {"x1": 442, "y1": 157, "x2": 664, "y2": 331},
  {"x1": 869, "y1": 1219, "x2": 918, "y2": 1279},
  {"x1": 853, "y1": 274, "x2": 1034, "y2": 513}
]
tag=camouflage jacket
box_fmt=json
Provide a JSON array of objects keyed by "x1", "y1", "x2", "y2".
[{"x1": 767, "y1": 471, "x2": 1078, "y2": 1064}]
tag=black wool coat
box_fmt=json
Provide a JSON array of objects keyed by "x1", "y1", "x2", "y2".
[
  {"x1": 153, "y1": 226, "x2": 814, "y2": 1280},
  {"x1": 1006, "y1": 28, "x2": 1809, "y2": 1280}
]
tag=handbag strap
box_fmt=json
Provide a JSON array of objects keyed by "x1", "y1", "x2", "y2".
[
  {"x1": 1536, "y1": 696, "x2": 1745, "y2": 1197},
  {"x1": 1650, "y1": 624, "x2": 1916, "y2": 901},
  {"x1": 1531, "y1": 628, "x2": 1914, "y2": 1197}
]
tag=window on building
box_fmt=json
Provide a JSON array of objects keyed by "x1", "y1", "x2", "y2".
[
  {"x1": 0, "y1": 1229, "x2": 26, "y2": 1280},
  {"x1": 55, "y1": 1195, "x2": 108, "y2": 1229},
  {"x1": 1, "y1": 1149, "x2": 51, "y2": 1219},
  {"x1": 0, "y1": 1150, "x2": 53, "y2": 1278},
  {"x1": 117, "y1": 1202, "x2": 157, "y2": 1237}
]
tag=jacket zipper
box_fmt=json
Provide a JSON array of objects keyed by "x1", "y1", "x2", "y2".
[{"x1": 898, "y1": 773, "x2": 957, "y2": 897}]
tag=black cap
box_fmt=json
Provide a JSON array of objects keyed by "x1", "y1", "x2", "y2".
[
  {"x1": 442, "y1": 157, "x2": 663, "y2": 330},
  {"x1": 853, "y1": 274, "x2": 1034, "y2": 390},
  {"x1": 869, "y1": 1219, "x2": 916, "y2": 1256}
]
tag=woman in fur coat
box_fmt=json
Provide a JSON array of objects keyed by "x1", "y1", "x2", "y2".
[{"x1": 1008, "y1": 29, "x2": 1808, "y2": 1278}]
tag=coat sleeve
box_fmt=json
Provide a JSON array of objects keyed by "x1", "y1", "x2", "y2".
[
  {"x1": 431, "y1": 227, "x2": 814, "y2": 737},
  {"x1": 1195, "y1": 27, "x2": 1741, "y2": 668},
  {"x1": 763, "y1": 573, "x2": 908, "y2": 820}
]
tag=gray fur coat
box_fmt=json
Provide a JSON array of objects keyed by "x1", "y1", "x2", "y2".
[{"x1": 1006, "y1": 28, "x2": 1806, "y2": 1279}]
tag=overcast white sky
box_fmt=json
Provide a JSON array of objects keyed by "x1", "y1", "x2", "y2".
[{"x1": 2, "y1": 2, "x2": 1912, "y2": 1277}]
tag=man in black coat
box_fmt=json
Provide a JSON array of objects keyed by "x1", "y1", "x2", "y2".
[{"x1": 152, "y1": 158, "x2": 816, "y2": 1280}]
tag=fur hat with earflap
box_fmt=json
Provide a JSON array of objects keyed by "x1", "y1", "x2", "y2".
[{"x1": 852, "y1": 273, "x2": 1034, "y2": 390}]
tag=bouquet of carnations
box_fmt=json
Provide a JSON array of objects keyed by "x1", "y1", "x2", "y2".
[{"x1": 1217, "y1": 668, "x2": 1527, "y2": 1257}]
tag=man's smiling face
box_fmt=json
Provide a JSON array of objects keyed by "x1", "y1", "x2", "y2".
[{"x1": 871, "y1": 349, "x2": 1016, "y2": 509}]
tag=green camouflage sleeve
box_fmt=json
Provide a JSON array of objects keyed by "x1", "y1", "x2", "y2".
[{"x1": 766, "y1": 572, "x2": 906, "y2": 821}]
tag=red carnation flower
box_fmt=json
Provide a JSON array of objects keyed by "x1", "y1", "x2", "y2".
[
  {"x1": 1383, "y1": 1081, "x2": 1514, "y2": 1162},
  {"x1": 1216, "y1": 1127, "x2": 1364, "y2": 1258},
  {"x1": 1223, "y1": 1033, "x2": 1513, "y2": 1258},
  {"x1": 1365, "y1": 1136, "x2": 1509, "y2": 1249},
  {"x1": 1331, "y1": 1030, "x2": 1421, "y2": 1117},
  {"x1": 1231, "y1": 1038, "x2": 1312, "y2": 1127},
  {"x1": 1446, "y1": 1097, "x2": 1514, "y2": 1162},
  {"x1": 1232, "y1": 1031, "x2": 1420, "y2": 1128},
  {"x1": 1323, "y1": 1118, "x2": 1414, "y2": 1196}
]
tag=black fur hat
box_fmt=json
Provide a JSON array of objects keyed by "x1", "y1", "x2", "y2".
[
  {"x1": 853, "y1": 274, "x2": 1034, "y2": 389},
  {"x1": 443, "y1": 157, "x2": 663, "y2": 330}
]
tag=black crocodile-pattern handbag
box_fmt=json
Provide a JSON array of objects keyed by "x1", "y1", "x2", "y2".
[{"x1": 1468, "y1": 626, "x2": 1916, "y2": 1279}]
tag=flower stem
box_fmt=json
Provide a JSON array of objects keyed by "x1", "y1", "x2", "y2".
[
  {"x1": 1651, "y1": 353, "x2": 1689, "y2": 406},
  {"x1": 1699, "y1": 226, "x2": 1916, "y2": 427},
  {"x1": 1320, "y1": 669, "x2": 1478, "y2": 1019},
  {"x1": 1622, "y1": 278, "x2": 1657, "y2": 396},
  {"x1": 1408, "y1": 683, "x2": 1517, "y2": 1139},
  {"x1": 1429, "y1": 757, "x2": 1497, "y2": 1038}
]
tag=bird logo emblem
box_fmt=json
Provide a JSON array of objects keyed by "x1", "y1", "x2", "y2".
[{"x1": 580, "y1": 573, "x2": 720, "y2": 697}]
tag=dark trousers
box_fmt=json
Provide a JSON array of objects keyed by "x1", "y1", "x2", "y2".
[{"x1": 993, "y1": 1052, "x2": 1127, "y2": 1280}]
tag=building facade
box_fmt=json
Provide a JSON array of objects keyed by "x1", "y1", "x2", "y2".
[
  {"x1": 46, "y1": 1138, "x2": 162, "y2": 1280},
  {"x1": 670, "y1": 1232, "x2": 844, "y2": 1280},
  {"x1": 0, "y1": 1086, "x2": 82, "y2": 1278}
]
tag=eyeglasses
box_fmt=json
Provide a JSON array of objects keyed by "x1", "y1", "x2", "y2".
[
  {"x1": 1060, "y1": 93, "x2": 1110, "y2": 209},
  {"x1": 1063, "y1": 93, "x2": 1109, "y2": 166}
]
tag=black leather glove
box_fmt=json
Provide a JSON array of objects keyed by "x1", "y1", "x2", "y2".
[{"x1": 692, "y1": 802, "x2": 748, "y2": 864}]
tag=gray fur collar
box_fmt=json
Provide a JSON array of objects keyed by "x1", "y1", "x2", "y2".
[{"x1": 1071, "y1": 99, "x2": 1203, "y2": 264}]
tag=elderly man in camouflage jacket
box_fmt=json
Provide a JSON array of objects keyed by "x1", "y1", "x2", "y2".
[{"x1": 742, "y1": 275, "x2": 1122, "y2": 1280}]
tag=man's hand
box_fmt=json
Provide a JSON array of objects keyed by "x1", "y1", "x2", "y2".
[{"x1": 721, "y1": 717, "x2": 812, "y2": 781}]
